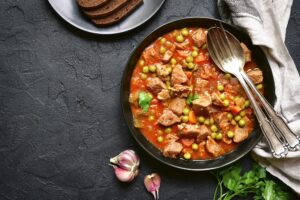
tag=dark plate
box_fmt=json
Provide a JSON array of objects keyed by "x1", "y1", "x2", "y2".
[
  {"x1": 121, "y1": 18, "x2": 275, "y2": 171},
  {"x1": 48, "y1": 0, "x2": 165, "y2": 35}
]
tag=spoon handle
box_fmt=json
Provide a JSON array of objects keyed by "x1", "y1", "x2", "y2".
[
  {"x1": 240, "y1": 71, "x2": 300, "y2": 151},
  {"x1": 235, "y1": 73, "x2": 288, "y2": 158}
]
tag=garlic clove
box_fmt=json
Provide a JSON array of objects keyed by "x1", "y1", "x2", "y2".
[
  {"x1": 114, "y1": 167, "x2": 136, "y2": 182},
  {"x1": 144, "y1": 173, "x2": 161, "y2": 200},
  {"x1": 109, "y1": 149, "x2": 140, "y2": 182}
]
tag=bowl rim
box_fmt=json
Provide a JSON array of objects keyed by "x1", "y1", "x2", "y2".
[{"x1": 121, "y1": 17, "x2": 273, "y2": 171}]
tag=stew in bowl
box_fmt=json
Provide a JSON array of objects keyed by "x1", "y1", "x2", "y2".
[{"x1": 122, "y1": 18, "x2": 275, "y2": 170}]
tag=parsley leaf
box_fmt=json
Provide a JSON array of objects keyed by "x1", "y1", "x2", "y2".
[
  {"x1": 187, "y1": 93, "x2": 199, "y2": 105},
  {"x1": 138, "y1": 91, "x2": 152, "y2": 112}
]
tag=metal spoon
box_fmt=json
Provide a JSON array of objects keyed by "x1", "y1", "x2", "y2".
[{"x1": 207, "y1": 26, "x2": 289, "y2": 158}]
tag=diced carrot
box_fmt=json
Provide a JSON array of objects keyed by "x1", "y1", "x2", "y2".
[
  {"x1": 188, "y1": 111, "x2": 197, "y2": 124},
  {"x1": 230, "y1": 105, "x2": 242, "y2": 115},
  {"x1": 185, "y1": 71, "x2": 192, "y2": 79},
  {"x1": 181, "y1": 138, "x2": 195, "y2": 147}
]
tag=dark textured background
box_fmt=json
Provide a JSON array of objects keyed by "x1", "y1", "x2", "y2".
[{"x1": 0, "y1": 0, "x2": 299, "y2": 199}]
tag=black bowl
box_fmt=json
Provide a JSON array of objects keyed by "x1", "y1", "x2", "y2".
[{"x1": 121, "y1": 17, "x2": 275, "y2": 171}]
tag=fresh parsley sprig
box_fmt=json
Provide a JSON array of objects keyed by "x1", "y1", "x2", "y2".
[{"x1": 213, "y1": 163, "x2": 291, "y2": 200}]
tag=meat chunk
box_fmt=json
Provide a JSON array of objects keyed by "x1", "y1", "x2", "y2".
[
  {"x1": 246, "y1": 68, "x2": 263, "y2": 84},
  {"x1": 191, "y1": 28, "x2": 207, "y2": 47},
  {"x1": 165, "y1": 134, "x2": 179, "y2": 142},
  {"x1": 240, "y1": 43, "x2": 251, "y2": 62},
  {"x1": 157, "y1": 109, "x2": 180, "y2": 126},
  {"x1": 146, "y1": 77, "x2": 166, "y2": 94},
  {"x1": 142, "y1": 44, "x2": 159, "y2": 61},
  {"x1": 214, "y1": 112, "x2": 230, "y2": 130},
  {"x1": 194, "y1": 78, "x2": 209, "y2": 93},
  {"x1": 129, "y1": 92, "x2": 139, "y2": 107},
  {"x1": 172, "y1": 84, "x2": 191, "y2": 98},
  {"x1": 206, "y1": 136, "x2": 224, "y2": 157},
  {"x1": 162, "y1": 50, "x2": 173, "y2": 62},
  {"x1": 163, "y1": 141, "x2": 183, "y2": 158},
  {"x1": 192, "y1": 93, "x2": 212, "y2": 112},
  {"x1": 178, "y1": 123, "x2": 201, "y2": 138},
  {"x1": 156, "y1": 63, "x2": 171, "y2": 80},
  {"x1": 157, "y1": 89, "x2": 170, "y2": 101},
  {"x1": 233, "y1": 126, "x2": 249, "y2": 143},
  {"x1": 211, "y1": 92, "x2": 224, "y2": 107},
  {"x1": 196, "y1": 125, "x2": 210, "y2": 142},
  {"x1": 171, "y1": 64, "x2": 188, "y2": 85},
  {"x1": 176, "y1": 50, "x2": 191, "y2": 57},
  {"x1": 168, "y1": 97, "x2": 186, "y2": 115}
]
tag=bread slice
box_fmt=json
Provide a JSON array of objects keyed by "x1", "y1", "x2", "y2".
[
  {"x1": 77, "y1": 0, "x2": 109, "y2": 9},
  {"x1": 84, "y1": 0, "x2": 130, "y2": 18},
  {"x1": 91, "y1": 0, "x2": 143, "y2": 26}
]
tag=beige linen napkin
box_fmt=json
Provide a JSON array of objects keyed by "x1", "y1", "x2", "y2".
[{"x1": 218, "y1": 0, "x2": 300, "y2": 195}]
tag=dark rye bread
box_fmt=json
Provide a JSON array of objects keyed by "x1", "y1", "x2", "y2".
[
  {"x1": 84, "y1": 0, "x2": 130, "y2": 18},
  {"x1": 91, "y1": 0, "x2": 143, "y2": 26},
  {"x1": 77, "y1": 0, "x2": 109, "y2": 9}
]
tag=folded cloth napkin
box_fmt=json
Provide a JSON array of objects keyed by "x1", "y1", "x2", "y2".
[{"x1": 218, "y1": 0, "x2": 300, "y2": 195}]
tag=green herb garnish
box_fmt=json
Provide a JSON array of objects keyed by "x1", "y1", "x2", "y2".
[
  {"x1": 213, "y1": 163, "x2": 291, "y2": 200},
  {"x1": 187, "y1": 93, "x2": 199, "y2": 105},
  {"x1": 138, "y1": 91, "x2": 152, "y2": 112}
]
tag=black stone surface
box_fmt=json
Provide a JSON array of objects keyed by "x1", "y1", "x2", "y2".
[{"x1": 0, "y1": 0, "x2": 299, "y2": 199}]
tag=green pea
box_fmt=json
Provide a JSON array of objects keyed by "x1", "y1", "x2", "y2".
[
  {"x1": 227, "y1": 113, "x2": 233, "y2": 120},
  {"x1": 149, "y1": 65, "x2": 156, "y2": 73},
  {"x1": 240, "y1": 110, "x2": 246, "y2": 117},
  {"x1": 165, "y1": 127, "x2": 172, "y2": 133},
  {"x1": 234, "y1": 115, "x2": 241, "y2": 121},
  {"x1": 231, "y1": 120, "x2": 237, "y2": 126},
  {"x1": 183, "y1": 108, "x2": 190, "y2": 115},
  {"x1": 159, "y1": 46, "x2": 166, "y2": 54},
  {"x1": 148, "y1": 115, "x2": 155, "y2": 121},
  {"x1": 191, "y1": 51, "x2": 198, "y2": 57},
  {"x1": 244, "y1": 100, "x2": 250, "y2": 108},
  {"x1": 143, "y1": 66, "x2": 149, "y2": 73},
  {"x1": 210, "y1": 118, "x2": 214, "y2": 124},
  {"x1": 201, "y1": 43, "x2": 207, "y2": 49},
  {"x1": 182, "y1": 116, "x2": 189, "y2": 123},
  {"x1": 211, "y1": 132, "x2": 217, "y2": 139},
  {"x1": 223, "y1": 99, "x2": 230, "y2": 107},
  {"x1": 139, "y1": 59, "x2": 145, "y2": 66},
  {"x1": 160, "y1": 37, "x2": 166, "y2": 45},
  {"x1": 227, "y1": 131, "x2": 234, "y2": 138},
  {"x1": 224, "y1": 73, "x2": 231, "y2": 79},
  {"x1": 220, "y1": 93, "x2": 226, "y2": 100},
  {"x1": 211, "y1": 125, "x2": 218, "y2": 132},
  {"x1": 198, "y1": 116, "x2": 205, "y2": 123},
  {"x1": 187, "y1": 63, "x2": 195, "y2": 70},
  {"x1": 192, "y1": 143, "x2": 199, "y2": 151},
  {"x1": 217, "y1": 85, "x2": 224, "y2": 91},
  {"x1": 216, "y1": 133, "x2": 223, "y2": 140},
  {"x1": 238, "y1": 119, "x2": 246, "y2": 127},
  {"x1": 181, "y1": 28, "x2": 189, "y2": 36},
  {"x1": 186, "y1": 56, "x2": 194, "y2": 63},
  {"x1": 176, "y1": 35, "x2": 184, "y2": 43},
  {"x1": 157, "y1": 136, "x2": 164, "y2": 143},
  {"x1": 170, "y1": 58, "x2": 177, "y2": 65},
  {"x1": 193, "y1": 46, "x2": 199, "y2": 52},
  {"x1": 204, "y1": 119, "x2": 210, "y2": 125},
  {"x1": 256, "y1": 84, "x2": 263, "y2": 90},
  {"x1": 141, "y1": 73, "x2": 147, "y2": 80},
  {"x1": 183, "y1": 152, "x2": 191, "y2": 160},
  {"x1": 167, "y1": 67, "x2": 172, "y2": 73}
]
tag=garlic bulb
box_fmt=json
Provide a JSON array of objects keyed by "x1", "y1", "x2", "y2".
[
  {"x1": 144, "y1": 173, "x2": 161, "y2": 200},
  {"x1": 109, "y1": 149, "x2": 140, "y2": 182}
]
